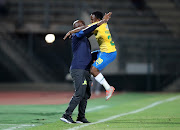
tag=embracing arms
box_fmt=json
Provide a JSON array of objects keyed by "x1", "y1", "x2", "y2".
[{"x1": 63, "y1": 12, "x2": 112, "y2": 40}]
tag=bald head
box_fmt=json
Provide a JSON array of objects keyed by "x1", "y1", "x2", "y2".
[{"x1": 73, "y1": 20, "x2": 85, "y2": 29}]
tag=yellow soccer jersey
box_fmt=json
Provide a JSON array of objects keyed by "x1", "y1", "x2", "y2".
[{"x1": 88, "y1": 22, "x2": 116, "y2": 53}]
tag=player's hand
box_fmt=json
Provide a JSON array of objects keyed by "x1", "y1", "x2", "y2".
[
  {"x1": 103, "y1": 12, "x2": 112, "y2": 22},
  {"x1": 63, "y1": 31, "x2": 72, "y2": 40}
]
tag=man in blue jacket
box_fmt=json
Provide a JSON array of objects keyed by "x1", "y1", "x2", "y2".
[{"x1": 60, "y1": 12, "x2": 111, "y2": 124}]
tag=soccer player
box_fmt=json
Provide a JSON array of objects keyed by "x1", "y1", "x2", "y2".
[
  {"x1": 64, "y1": 11, "x2": 116, "y2": 100},
  {"x1": 60, "y1": 13, "x2": 111, "y2": 124}
]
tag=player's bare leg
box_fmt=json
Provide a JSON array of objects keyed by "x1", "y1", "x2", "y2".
[
  {"x1": 91, "y1": 66, "x2": 99, "y2": 77},
  {"x1": 91, "y1": 66, "x2": 115, "y2": 100}
]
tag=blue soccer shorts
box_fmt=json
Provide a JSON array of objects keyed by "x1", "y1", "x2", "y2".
[{"x1": 92, "y1": 51, "x2": 117, "y2": 71}]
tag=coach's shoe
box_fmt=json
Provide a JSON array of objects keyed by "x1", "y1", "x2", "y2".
[
  {"x1": 106, "y1": 86, "x2": 115, "y2": 100},
  {"x1": 76, "y1": 117, "x2": 91, "y2": 123},
  {"x1": 60, "y1": 114, "x2": 75, "y2": 124}
]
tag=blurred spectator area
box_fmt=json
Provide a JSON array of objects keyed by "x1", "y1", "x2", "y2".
[
  {"x1": 0, "y1": 0, "x2": 8, "y2": 16},
  {"x1": 0, "y1": 0, "x2": 180, "y2": 91}
]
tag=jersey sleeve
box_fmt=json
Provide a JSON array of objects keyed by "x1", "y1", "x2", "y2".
[
  {"x1": 87, "y1": 22, "x2": 97, "y2": 27},
  {"x1": 88, "y1": 22, "x2": 99, "y2": 34},
  {"x1": 75, "y1": 24, "x2": 98, "y2": 38},
  {"x1": 75, "y1": 30, "x2": 84, "y2": 38}
]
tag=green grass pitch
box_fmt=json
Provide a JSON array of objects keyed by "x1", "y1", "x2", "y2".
[{"x1": 0, "y1": 93, "x2": 180, "y2": 130}]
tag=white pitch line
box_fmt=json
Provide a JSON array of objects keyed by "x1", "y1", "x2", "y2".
[
  {"x1": 86, "y1": 105, "x2": 108, "y2": 112},
  {"x1": 0, "y1": 124, "x2": 16, "y2": 125},
  {"x1": 67, "y1": 95, "x2": 180, "y2": 130},
  {"x1": 3, "y1": 124, "x2": 36, "y2": 130},
  {"x1": 1, "y1": 106, "x2": 107, "y2": 130}
]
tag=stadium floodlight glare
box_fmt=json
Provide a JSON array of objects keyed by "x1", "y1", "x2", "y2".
[{"x1": 45, "y1": 34, "x2": 55, "y2": 43}]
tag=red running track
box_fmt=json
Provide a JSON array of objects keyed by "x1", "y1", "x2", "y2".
[{"x1": 0, "y1": 91, "x2": 109, "y2": 105}]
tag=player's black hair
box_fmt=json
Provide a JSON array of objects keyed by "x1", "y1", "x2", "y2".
[{"x1": 91, "y1": 11, "x2": 103, "y2": 20}]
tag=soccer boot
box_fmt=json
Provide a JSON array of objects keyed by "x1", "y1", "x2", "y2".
[
  {"x1": 106, "y1": 86, "x2": 115, "y2": 100},
  {"x1": 60, "y1": 114, "x2": 75, "y2": 124},
  {"x1": 76, "y1": 117, "x2": 91, "y2": 123}
]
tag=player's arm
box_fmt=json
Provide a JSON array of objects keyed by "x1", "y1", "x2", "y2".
[
  {"x1": 63, "y1": 25, "x2": 88, "y2": 40},
  {"x1": 97, "y1": 12, "x2": 112, "y2": 26},
  {"x1": 86, "y1": 32, "x2": 93, "y2": 38},
  {"x1": 63, "y1": 12, "x2": 112, "y2": 40},
  {"x1": 75, "y1": 24, "x2": 98, "y2": 38},
  {"x1": 77, "y1": 12, "x2": 112, "y2": 38}
]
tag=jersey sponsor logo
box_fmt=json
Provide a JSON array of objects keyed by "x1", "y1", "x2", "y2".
[
  {"x1": 108, "y1": 35, "x2": 115, "y2": 46},
  {"x1": 82, "y1": 80, "x2": 87, "y2": 85},
  {"x1": 96, "y1": 58, "x2": 103, "y2": 66},
  {"x1": 108, "y1": 35, "x2": 112, "y2": 39}
]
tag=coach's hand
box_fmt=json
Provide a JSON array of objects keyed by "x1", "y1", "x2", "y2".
[{"x1": 63, "y1": 31, "x2": 72, "y2": 40}]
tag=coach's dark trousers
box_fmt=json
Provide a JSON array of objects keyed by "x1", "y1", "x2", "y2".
[{"x1": 65, "y1": 69, "x2": 91, "y2": 118}]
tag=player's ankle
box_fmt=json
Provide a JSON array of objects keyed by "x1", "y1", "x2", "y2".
[{"x1": 106, "y1": 87, "x2": 111, "y2": 91}]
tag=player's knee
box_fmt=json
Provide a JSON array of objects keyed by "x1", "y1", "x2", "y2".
[
  {"x1": 90, "y1": 68, "x2": 94, "y2": 75},
  {"x1": 90, "y1": 66, "x2": 99, "y2": 77},
  {"x1": 90, "y1": 66, "x2": 96, "y2": 73}
]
